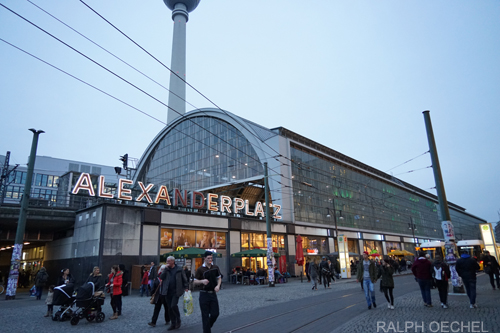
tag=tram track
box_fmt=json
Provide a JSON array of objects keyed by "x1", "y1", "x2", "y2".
[
  {"x1": 224, "y1": 279, "x2": 415, "y2": 333},
  {"x1": 224, "y1": 292, "x2": 357, "y2": 332}
]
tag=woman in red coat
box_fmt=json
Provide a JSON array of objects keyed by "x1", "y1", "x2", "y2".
[{"x1": 106, "y1": 265, "x2": 123, "y2": 320}]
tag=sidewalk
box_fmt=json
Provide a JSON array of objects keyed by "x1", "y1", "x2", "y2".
[{"x1": 331, "y1": 273, "x2": 498, "y2": 333}]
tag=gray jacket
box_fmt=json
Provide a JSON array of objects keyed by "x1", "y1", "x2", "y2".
[
  {"x1": 159, "y1": 265, "x2": 188, "y2": 297},
  {"x1": 308, "y1": 262, "x2": 319, "y2": 279}
]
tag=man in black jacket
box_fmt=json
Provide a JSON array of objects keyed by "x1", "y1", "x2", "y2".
[
  {"x1": 159, "y1": 256, "x2": 188, "y2": 331},
  {"x1": 148, "y1": 261, "x2": 157, "y2": 293},
  {"x1": 482, "y1": 250, "x2": 500, "y2": 290},
  {"x1": 456, "y1": 251, "x2": 480, "y2": 308},
  {"x1": 319, "y1": 257, "x2": 329, "y2": 288}
]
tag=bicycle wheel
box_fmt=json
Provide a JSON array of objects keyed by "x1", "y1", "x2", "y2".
[{"x1": 0, "y1": 285, "x2": 4, "y2": 295}]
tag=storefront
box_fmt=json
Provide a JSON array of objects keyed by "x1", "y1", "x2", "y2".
[
  {"x1": 302, "y1": 235, "x2": 329, "y2": 266},
  {"x1": 239, "y1": 232, "x2": 285, "y2": 272},
  {"x1": 348, "y1": 239, "x2": 360, "y2": 255},
  {"x1": 160, "y1": 228, "x2": 227, "y2": 273},
  {"x1": 363, "y1": 240, "x2": 383, "y2": 256},
  {"x1": 385, "y1": 241, "x2": 401, "y2": 254}
]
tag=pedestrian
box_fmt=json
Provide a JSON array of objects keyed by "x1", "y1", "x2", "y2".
[
  {"x1": 34, "y1": 267, "x2": 49, "y2": 300},
  {"x1": 183, "y1": 265, "x2": 191, "y2": 281},
  {"x1": 57, "y1": 268, "x2": 75, "y2": 286},
  {"x1": 106, "y1": 265, "x2": 123, "y2": 320},
  {"x1": 411, "y1": 251, "x2": 433, "y2": 307},
  {"x1": 140, "y1": 268, "x2": 150, "y2": 297},
  {"x1": 356, "y1": 251, "x2": 378, "y2": 310},
  {"x1": 305, "y1": 260, "x2": 311, "y2": 282},
  {"x1": 148, "y1": 265, "x2": 170, "y2": 327},
  {"x1": 482, "y1": 250, "x2": 500, "y2": 290},
  {"x1": 456, "y1": 250, "x2": 480, "y2": 308},
  {"x1": 308, "y1": 259, "x2": 319, "y2": 291},
  {"x1": 44, "y1": 285, "x2": 55, "y2": 317},
  {"x1": 194, "y1": 251, "x2": 222, "y2": 333},
  {"x1": 432, "y1": 255, "x2": 451, "y2": 308},
  {"x1": 149, "y1": 261, "x2": 157, "y2": 293},
  {"x1": 378, "y1": 257, "x2": 395, "y2": 309},
  {"x1": 319, "y1": 257, "x2": 330, "y2": 289},
  {"x1": 328, "y1": 259, "x2": 335, "y2": 284},
  {"x1": 159, "y1": 256, "x2": 189, "y2": 331},
  {"x1": 119, "y1": 263, "x2": 129, "y2": 298},
  {"x1": 85, "y1": 266, "x2": 104, "y2": 294}
]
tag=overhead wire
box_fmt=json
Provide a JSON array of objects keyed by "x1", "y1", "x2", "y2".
[
  {"x1": 0, "y1": 38, "x2": 268, "y2": 180},
  {"x1": 24, "y1": 0, "x2": 290, "y2": 185},
  {"x1": 77, "y1": 0, "x2": 289, "y2": 173},
  {"x1": 0, "y1": 3, "x2": 268, "y2": 176},
  {"x1": 2, "y1": 2, "x2": 451, "y2": 227}
]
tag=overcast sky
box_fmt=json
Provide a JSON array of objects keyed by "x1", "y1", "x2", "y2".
[{"x1": 1, "y1": 0, "x2": 499, "y2": 222}]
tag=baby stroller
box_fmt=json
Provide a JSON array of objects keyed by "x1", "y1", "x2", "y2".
[
  {"x1": 70, "y1": 281, "x2": 106, "y2": 325},
  {"x1": 52, "y1": 283, "x2": 75, "y2": 321}
]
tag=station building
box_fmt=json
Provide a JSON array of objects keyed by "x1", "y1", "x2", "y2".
[
  {"x1": 0, "y1": 1, "x2": 487, "y2": 286},
  {"x1": 1, "y1": 107, "x2": 486, "y2": 286}
]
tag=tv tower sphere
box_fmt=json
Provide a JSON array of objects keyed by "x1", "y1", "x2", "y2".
[{"x1": 164, "y1": 0, "x2": 200, "y2": 13}]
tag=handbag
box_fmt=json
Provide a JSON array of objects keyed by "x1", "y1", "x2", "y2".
[
  {"x1": 484, "y1": 265, "x2": 492, "y2": 275},
  {"x1": 30, "y1": 285, "x2": 37, "y2": 297},
  {"x1": 150, "y1": 283, "x2": 161, "y2": 304},
  {"x1": 183, "y1": 290, "x2": 193, "y2": 316}
]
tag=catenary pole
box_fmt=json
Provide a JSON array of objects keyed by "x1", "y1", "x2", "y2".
[
  {"x1": 422, "y1": 111, "x2": 463, "y2": 293},
  {"x1": 6, "y1": 129, "x2": 44, "y2": 299},
  {"x1": 264, "y1": 162, "x2": 275, "y2": 287}
]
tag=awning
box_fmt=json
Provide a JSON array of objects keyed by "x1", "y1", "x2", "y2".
[{"x1": 230, "y1": 249, "x2": 280, "y2": 258}]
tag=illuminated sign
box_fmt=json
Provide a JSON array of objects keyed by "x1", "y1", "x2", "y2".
[{"x1": 72, "y1": 173, "x2": 282, "y2": 219}]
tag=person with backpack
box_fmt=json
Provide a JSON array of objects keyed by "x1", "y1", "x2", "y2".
[
  {"x1": 34, "y1": 267, "x2": 49, "y2": 300},
  {"x1": 411, "y1": 251, "x2": 433, "y2": 307},
  {"x1": 432, "y1": 255, "x2": 451, "y2": 308},
  {"x1": 456, "y1": 250, "x2": 480, "y2": 308}
]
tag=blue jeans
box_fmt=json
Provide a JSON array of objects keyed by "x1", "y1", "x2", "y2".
[
  {"x1": 463, "y1": 279, "x2": 477, "y2": 305},
  {"x1": 36, "y1": 286, "x2": 43, "y2": 300},
  {"x1": 140, "y1": 284, "x2": 149, "y2": 297},
  {"x1": 363, "y1": 279, "x2": 375, "y2": 306},
  {"x1": 417, "y1": 278, "x2": 432, "y2": 305}
]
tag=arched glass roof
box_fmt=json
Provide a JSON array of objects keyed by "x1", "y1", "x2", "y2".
[{"x1": 137, "y1": 115, "x2": 264, "y2": 191}]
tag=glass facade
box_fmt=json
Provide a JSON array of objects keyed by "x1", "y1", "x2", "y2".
[
  {"x1": 5, "y1": 171, "x2": 59, "y2": 203},
  {"x1": 240, "y1": 232, "x2": 285, "y2": 251},
  {"x1": 137, "y1": 116, "x2": 263, "y2": 192},
  {"x1": 290, "y1": 145, "x2": 482, "y2": 239}
]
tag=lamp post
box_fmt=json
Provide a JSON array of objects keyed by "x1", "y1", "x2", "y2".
[
  {"x1": 6, "y1": 128, "x2": 44, "y2": 299},
  {"x1": 409, "y1": 217, "x2": 417, "y2": 256},
  {"x1": 327, "y1": 202, "x2": 347, "y2": 278},
  {"x1": 326, "y1": 201, "x2": 343, "y2": 250}
]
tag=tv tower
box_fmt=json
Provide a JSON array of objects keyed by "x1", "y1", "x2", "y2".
[{"x1": 164, "y1": 0, "x2": 200, "y2": 124}]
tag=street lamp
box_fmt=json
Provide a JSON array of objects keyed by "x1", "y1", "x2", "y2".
[{"x1": 326, "y1": 202, "x2": 343, "y2": 251}]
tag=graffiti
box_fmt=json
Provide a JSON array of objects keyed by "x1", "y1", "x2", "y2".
[
  {"x1": 6, "y1": 243, "x2": 23, "y2": 297},
  {"x1": 267, "y1": 238, "x2": 274, "y2": 283}
]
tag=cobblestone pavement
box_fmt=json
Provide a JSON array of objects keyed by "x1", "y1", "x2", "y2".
[
  {"x1": 331, "y1": 274, "x2": 498, "y2": 333},
  {"x1": 4, "y1": 270, "x2": 494, "y2": 333},
  {"x1": 0, "y1": 276, "x2": 363, "y2": 332}
]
